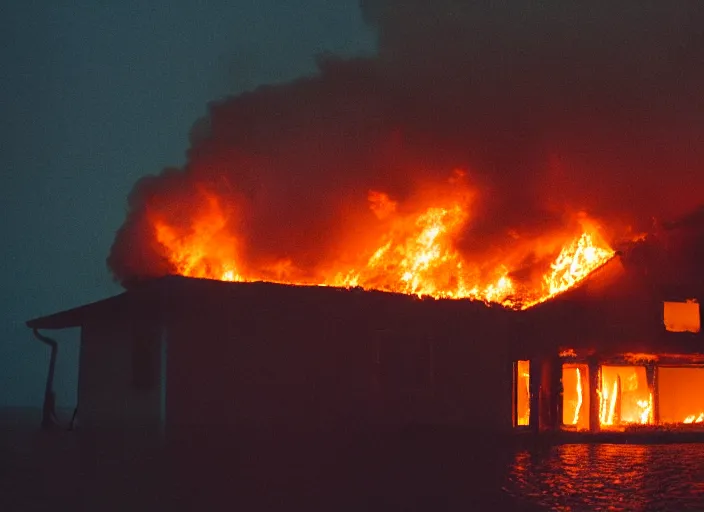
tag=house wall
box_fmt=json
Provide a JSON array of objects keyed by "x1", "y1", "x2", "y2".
[
  {"x1": 164, "y1": 288, "x2": 513, "y2": 433},
  {"x1": 77, "y1": 313, "x2": 162, "y2": 429}
]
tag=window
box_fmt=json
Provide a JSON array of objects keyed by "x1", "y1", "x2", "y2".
[
  {"x1": 599, "y1": 365, "x2": 651, "y2": 428},
  {"x1": 658, "y1": 367, "x2": 704, "y2": 425},
  {"x1": 663, "y1": 300, "x2": 701, "y2": 333},
  {"x1": 562, "y1": 364, "x2": 589, "y2": 430},
  {"x1": 514, "y1": 360, "x2": 530, "y2": 426}
]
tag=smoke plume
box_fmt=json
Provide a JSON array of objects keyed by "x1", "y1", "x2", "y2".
[{"x1": 108, "y1": 0, "x2": 704, "y2": 288}]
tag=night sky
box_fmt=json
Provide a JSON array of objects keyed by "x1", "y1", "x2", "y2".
[{"x1": 1, "y1": 0, "x2": 374, "y2": 407}]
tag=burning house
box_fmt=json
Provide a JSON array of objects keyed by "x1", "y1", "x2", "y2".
[
  {"x1": 27, "y1": 278, "x2": 515, "y2": 432},
  {"x1": 513, "y1": 208, "x2": 704, "y2": 435},
  {"x1": 25, "y1": 2, "x2": 704, "y2": 437},
  {"x1": 27, "y1": 207, "x2": 703, "y2": 437},
  {"x1": 27, "y1": 167, "x2": 627, "y2": 435}
]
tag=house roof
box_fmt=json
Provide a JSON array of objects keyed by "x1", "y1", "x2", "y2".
[
  {"x1": 26, "y1": 277, "x2": 172, "y2": 330},
  {"x1": 25, "y1": 275, "x2": 508, "y2": 331},
  {"x1": 26, "y1": 292, "x2": 130, "y2": 330},
  {"x1": 26, "y1": 214, "x2": 703, "y2": 334}
]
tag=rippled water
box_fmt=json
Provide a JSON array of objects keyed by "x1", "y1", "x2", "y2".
[
  {"x1": 3, "y1": 412, "x2": 704, "y2": 511},
  {"x1": 505, "y1": 444, "x2": 704, "y2": 511}
]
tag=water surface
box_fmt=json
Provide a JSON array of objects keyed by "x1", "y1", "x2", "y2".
[
  {"x1": 505, "y1": 443, "x2": 704, "y2": 511},
  {"x1": 2, "y1": 412, "x2": 704, "y2": 511}
]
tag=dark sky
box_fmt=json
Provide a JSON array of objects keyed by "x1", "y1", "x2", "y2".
[{"x1": 1, "y1": 0, "x2": 374, "y2": 407}]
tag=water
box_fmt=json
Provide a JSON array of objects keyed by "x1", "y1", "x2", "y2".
[
  {"x1": 505, "y1": 443, "x2": 704, "y2": 511},
  {"x1": 2, "y1": 412, "x2": 704, "y2": 511}
]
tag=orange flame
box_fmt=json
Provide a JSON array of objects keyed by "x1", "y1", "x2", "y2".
[
  {"x1": 636, "y1": 394, "x2": 653, "y2": 425},
  {"x1": 148, "y1": 176, "x2": 615, "y2": 309},
  {"x1": 599, "y1": 366, "x2": 653, "y2": 428},
  {"x1": 683, "y1": 413, "x2": 704, "y2": 424},
  {"x1": 516, "y1": 360, "x2": 531, "y2": 426},
  {"x1": 153, "y1": 194, "x2": 243, "y2": 282},
  {"x1": 573, "y1": 367, "x2": 583, "y2": 425},
  {"x1": 519, "y1": 231, "x2": 614, "y2": 309},
  {"x1": 332, "y1": 203, "x2": 476, "y2": 298}
]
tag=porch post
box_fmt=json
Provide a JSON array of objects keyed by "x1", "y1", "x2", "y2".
[
  {"x1": 646, "y1": 363, "x2": 659, "y2": 425},
  {"x1": 529, "y1": 357, "x2": 541, "y2": 433},
  {"x1": 588, "y1": 356, "x2": 600, "y2": 433},
  {"x1": 549, "y1": 355, "x2": 562, "y2": 431}
]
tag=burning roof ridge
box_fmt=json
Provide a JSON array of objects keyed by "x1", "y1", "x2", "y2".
[{"x1": 522, "y1": 252, "x2": 623, "y2": 312}]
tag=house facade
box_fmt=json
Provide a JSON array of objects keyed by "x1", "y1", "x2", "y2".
[
  {"x1": 27, "y1": 210, "x2": 704, "y2": 436},
  {"x1": 509, "y1": 216, "x2": 703, "y2": 434},
  {"x1": 28, "y1": 278, "x2": 515, "y2": 433}
]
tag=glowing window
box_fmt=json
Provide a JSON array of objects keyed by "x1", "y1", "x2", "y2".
[
  {"x1": 658, "y1": 367, "x2": 704, "y2": 425},
  {"x1": 599, "y1": 365, "x2": 652, "y2": 428},
  {"x1": 514, "y1": 360, "x2": 530, "y2": 426},
  {"x1": 562, "y1": 364, "x2": 589, "y2": 431},
  {"x1": 663, "y1": 300, "x2": 700, "y2": 333}
]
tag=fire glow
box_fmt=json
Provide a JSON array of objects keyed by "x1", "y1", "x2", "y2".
[
  {"x1": 562, "y1": 364, "x2": 589, "y2": 430},
  {"x1": 147, "y1": 173, "x2": 614, "y2": 310},
  {"x1": 598, "y1": 366, "x2": 652, "y2": 428},
  {"x1": 560, "y1": 362, "x2": 704, "y2": 429}
]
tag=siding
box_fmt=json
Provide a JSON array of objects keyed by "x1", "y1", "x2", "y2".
[
  {"x1": 78, "y1": 314, "x2": 162, "y2": 429},
  {"x1": 163, "y1": 286, "x2": 512, "y2": 432}
]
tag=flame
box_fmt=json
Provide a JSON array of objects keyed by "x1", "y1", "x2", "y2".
[
  {"x1": 563, "y1": 364, "x2": 589, "y2": 430},
  {"x1": 636, "y1": 394, "x2": 653, "y2": 425},
  {"x1": 332, "y1": 203, "x2": 478, "y2": 299},
  {"x1": 329, "y1": 201, "x2": 518, "y2": 303},
  {"x1": 573, "y1": 367, "x2": 583, "y2": 425},
  {"x1": 606, "y1": 379, "x2": 619, "y2": 426},
  {"x1": 565, "y1": 363, "x2": 703, "y2": 430},
  {"x1": 152, "y1": 193, "x2": 243, "y2": 282},
  {"x1": 516, "y1": 360, "x2": 531, "y2": 426},
  {"x1": 539, "y1": 231, "x2": 614, "y2": 301},
  {"x1": 683, "y1": 413, "x2": 704, "y2": 424},
  {"x1": 599, "y1": 366, "x2": 652, "y2": 428},
  {"x1": 147, "y1": 177, "x2": 615, "y2": 309}
]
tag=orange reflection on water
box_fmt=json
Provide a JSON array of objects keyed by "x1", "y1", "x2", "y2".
[{"x1": 505, "y1": 444, "x2": 704, "y2": 511}]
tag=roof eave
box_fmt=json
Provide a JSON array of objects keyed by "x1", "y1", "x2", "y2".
[{"x1": 26, "y1": 292, "x2": 130, "y2": 330}]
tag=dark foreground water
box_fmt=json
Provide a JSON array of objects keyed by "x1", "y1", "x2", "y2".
[{"x1": 2, "y1": 412, "x2": 704, "y2": 511}]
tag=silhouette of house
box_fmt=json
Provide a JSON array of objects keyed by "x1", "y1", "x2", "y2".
[
  {"x1": 27, "y1": 278, "x2": 515, "y2": 432},
  {"x1": 27, "y1": 208, "x2": 704, "y2": 435}
]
